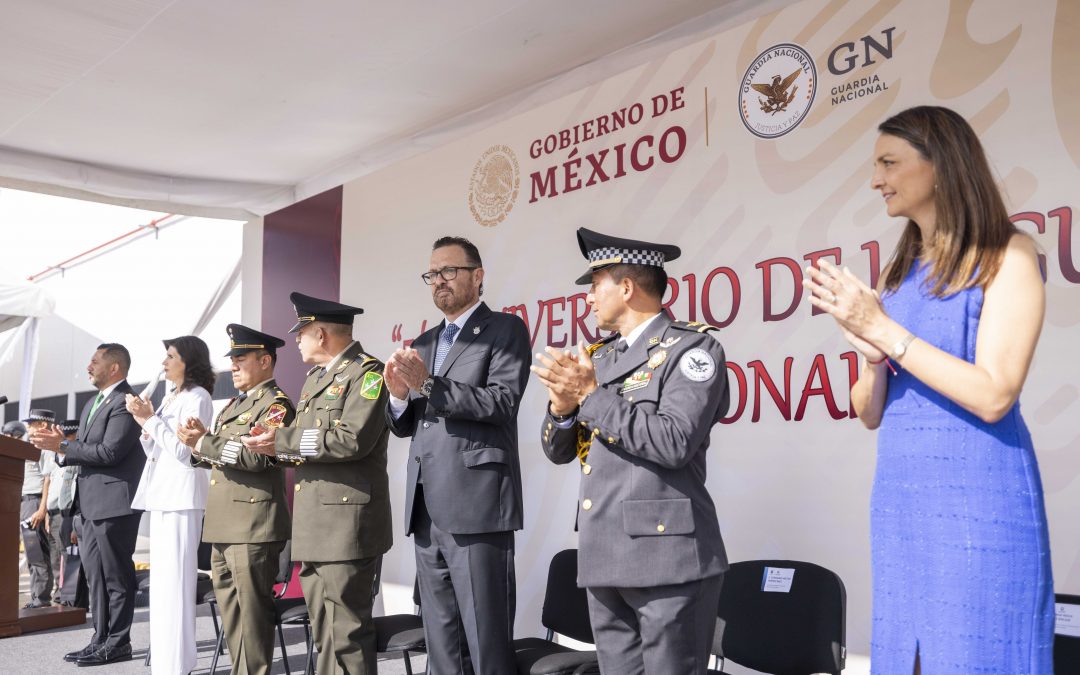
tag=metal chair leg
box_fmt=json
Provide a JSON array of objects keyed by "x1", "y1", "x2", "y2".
[
  {"x1": 305, "y1": 623, "x2": 316, "y2": 675},
  {"x1": 402, "y1": 650, "x2": 414, "y2": 675},
  {"x1": 209, "y1": 603, "x2": 225, "y2": 655},
  {"x1": 277, "y1": 621, "x2": 291, "y2": 675},
  {"x1": 209, "y1": 626, "x2": 226, "y2": 674},
  {"x1": 144, "y1": 644, "x2": 151, "y2": 666}
]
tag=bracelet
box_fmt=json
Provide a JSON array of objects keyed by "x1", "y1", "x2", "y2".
[{"x1": 866, "y1": 355, "x2": 897, "y2": 375}]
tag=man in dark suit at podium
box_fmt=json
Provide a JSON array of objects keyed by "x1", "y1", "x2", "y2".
[{"x1": 30, "y1": 343, "x2": 145, "y2": 667}]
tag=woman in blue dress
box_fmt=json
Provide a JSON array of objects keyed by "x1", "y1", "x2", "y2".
[{"x1": 804, "y1": 106, "x2": 1054, "y2": 674}]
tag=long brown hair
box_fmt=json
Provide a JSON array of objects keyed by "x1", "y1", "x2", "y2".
[{"x1": 878, "y1": 106, "x2": 1016, "y2": 297}]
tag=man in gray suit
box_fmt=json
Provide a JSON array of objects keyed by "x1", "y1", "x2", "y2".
[
  {"x1": 385, "y1": 236, "x2": 531, "y2": 675},
  {"x1": 30, "y1": 343, "x2": 145, "y2": 667},
  {"x1": 533, "y1": 228, "x2": 730, "y2": 675}
]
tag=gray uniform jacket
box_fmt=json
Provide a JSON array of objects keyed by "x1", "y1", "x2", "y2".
[
  {"x1": 195, "y1": 379, "x2": 295, "y2": 544},
  {"x1": 275, "y1": 343, "x2": 393, "y2": 562},
  {"x1": 387, "y1": 302, "x2": 530, "y2": 535},
  {"x1": 541, "y1": 315, "x2": 730, "y2": 588},
  {"x1": 62, "y1": 380, "x2": 145, "y2": 521}
]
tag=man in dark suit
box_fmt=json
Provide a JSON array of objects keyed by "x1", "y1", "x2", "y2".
[
  {"x1": 385, "y1": 236, "x2": 531, "y2": 675},
  {"x1": 30, "y1": 343, "x2": 145, "y2": 667},
  {"x1": 533, "y1": 229, "x2": 730, "y2": 675}
]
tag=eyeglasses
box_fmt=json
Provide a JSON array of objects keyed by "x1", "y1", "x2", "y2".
[{"x1": 421, "y1": 266, "x2": 477, "y2": 285}]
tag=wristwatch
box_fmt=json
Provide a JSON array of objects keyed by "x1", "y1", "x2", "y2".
[
  {"x1": 418, "y1": 377, "x2": 435, "y2": 398},
  {"x1": 889, "y1": 333, "x2": 916, "y2": 361},
  {"x1": 59, "y1": 440, "x2": 69, "y2": 452}
]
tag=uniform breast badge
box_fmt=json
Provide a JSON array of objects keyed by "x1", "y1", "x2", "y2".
[
  {"x1": 647, "y1": 350, "x2": 667, "y2": 369},
  {"x1": 325, "y1": 385, "x2": 344, "y2": 400},
  {"x1": 621, "y1": 371, "x2": 653, "y2": 394}
]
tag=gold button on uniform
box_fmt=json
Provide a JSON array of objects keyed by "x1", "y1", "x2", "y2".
[
  {"x1": 210, "y1": 479, "x2": 217, "y2": 486},
  {"x1": 582, "y1": 465, "x2": 592, "y2": 475},
  {"x1": 342, "y1": 496, "x2": 349, "y2": 502},
  {"x1": 249, "y1": 497, "x2": 255, "y2": 503},
  {"x1": 607, "y1": 436, "x2": 615, "y2": 443},
  {"x1": 294, "y1": 484, "x2": 301, "y2": 492},
  {"x1": 316, "y1": 418, "x2": 323, "y2": 427},
  {"x1": 582, "y1": 498, "x2": 593, "y2": 511},
  {"x1": 657, "y1": 523, "x2": 666, "y2": 533}
]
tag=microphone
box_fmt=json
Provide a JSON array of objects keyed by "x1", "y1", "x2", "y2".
[{"x1": 0, "y1": 395, "x2": 8, "y2": 406}]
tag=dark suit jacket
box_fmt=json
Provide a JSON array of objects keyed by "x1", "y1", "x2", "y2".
[
  {"x1": 62, "y1": 380, "x2": 145, "y2": 521},
  {"x1": 387, "y1": 302, "x2": 530, "y2": 535}
]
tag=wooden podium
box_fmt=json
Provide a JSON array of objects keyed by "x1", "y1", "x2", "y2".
[{"x1": 0, "y1": 434, "x2": 86, "y2": 637}]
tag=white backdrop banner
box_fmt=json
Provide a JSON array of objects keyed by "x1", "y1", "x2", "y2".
[{"x1": 338, "y1": 0, "x2": 1079, "y2": 655}]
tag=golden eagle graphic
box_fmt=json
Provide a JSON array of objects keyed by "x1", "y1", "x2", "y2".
[{"x1": 751, "y1": 69, "x2": 801, "y2": 115}]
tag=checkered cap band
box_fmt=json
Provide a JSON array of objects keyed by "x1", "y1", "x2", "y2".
[{"x1": 588, "y1": 247, "x2": 665, "y2": 268}]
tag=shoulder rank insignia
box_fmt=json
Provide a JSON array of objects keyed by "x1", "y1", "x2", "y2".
[
  {"x1": 671, "y1": 320, "x2": 721, "y2": 333},
  {"x1": 325, "y1": 385, "x2": 344, "y2": 400},
  {"x1": 585, "y1": 334, "x2": 617, "y2": 356},
  {"x1": 647, "y1": 349, "x2": 667, "y2": 369},
  {"x1": 647, "y1": 336, "x2": 660, "y2": 346},
  {"x1": 263, "y1": 403, "x2": 288, "y2": 429},
  {"x1": 360, "y1": 371, "x2": 384, "y2": 400}
]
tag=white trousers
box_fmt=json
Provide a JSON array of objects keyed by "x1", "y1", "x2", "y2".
[{"x1": 149, "y1": 509, "x2": 203, "y2": 675}]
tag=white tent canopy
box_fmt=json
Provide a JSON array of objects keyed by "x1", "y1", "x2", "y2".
[
  {"x1": 0, "y1": 283, "x2": 55, "y2": 419},
  {"x1": 0, "y1": 0, "x2": 795, "y2": 219}
]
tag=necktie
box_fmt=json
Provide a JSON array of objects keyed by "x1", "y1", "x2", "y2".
[
  {"x1": 86, "y1": 392, "x2": 105, "y2": 423},
  {"x1": 611, "y1": 337, "x2": 628, "y2": 365},
  {"x1": 433, "y1": 323, "x2": 460, "y2": 375}
]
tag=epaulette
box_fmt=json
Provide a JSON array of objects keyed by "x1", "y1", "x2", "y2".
[
  {"x1": 670, "y1": 320, "x2": 721, "y2": 333},
  {"x1": 273, "y1": 389, "x2": 289, "y2": 400},
  {"x1": 585, "y1": 333, "x2": 618, "y2": 356},
  {"x1": 360, "y1": 355, "x2": 380, "y2": 365}
]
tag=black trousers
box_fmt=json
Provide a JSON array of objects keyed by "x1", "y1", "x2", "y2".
[{"x1": 81, "y1": 512, "x2": 140, "y2": 649}]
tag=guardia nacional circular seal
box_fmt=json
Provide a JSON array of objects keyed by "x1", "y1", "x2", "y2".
[
  {"x1": 739, "y1": 43, "x2": 816, "y2": 139},
  {"x1": 468, "y1": 144, "x2": 520, "y2": 227}
]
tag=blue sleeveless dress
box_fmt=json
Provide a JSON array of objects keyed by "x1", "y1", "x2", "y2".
[{"x1": 871, "y1": 263, "x2": 1055, "y2": 673}]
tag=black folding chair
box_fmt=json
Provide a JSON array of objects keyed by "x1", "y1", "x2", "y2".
[
  {"x1": 1055, "y1": 593, "x2": 1080, "y2": 674},
  {"x1": 709, "y1": 559, "x2": 846, "y2": 675},
  {"x1": 512, "y1": 548, "x2": 600, "y2": 675},
  {"x1": 374, "y1": 577, "x2": 425, "y2": 675}
]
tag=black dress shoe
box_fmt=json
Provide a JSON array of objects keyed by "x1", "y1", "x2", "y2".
[
  {"x1": 63, "y1": 644, "x2": 100, "y2": 662},
  {"x1": 76, "y1": 643, "x2": 132, "y2": 667}
]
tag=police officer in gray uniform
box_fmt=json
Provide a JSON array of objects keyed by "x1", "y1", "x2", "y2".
[{"x1": 532, "y1": 228, "x2": 731, "y2": 675}]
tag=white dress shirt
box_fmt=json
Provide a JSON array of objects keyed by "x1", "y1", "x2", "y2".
[
  {"x1": 131, "y1": 386, "x2": 214, "y2": 512},
  {"x1": 388, "y1": 300, "x2": 482, "y2": 418}
]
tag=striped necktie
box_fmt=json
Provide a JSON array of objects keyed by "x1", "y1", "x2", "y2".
[{"x1": 433, "y1": 323, "x2": 460, "y2": 375}]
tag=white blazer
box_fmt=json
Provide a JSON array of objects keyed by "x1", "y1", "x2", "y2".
[{"x1": 131, "y1": 386, "x2": 213, "y2": 512}]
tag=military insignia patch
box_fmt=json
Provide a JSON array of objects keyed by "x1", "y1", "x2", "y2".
[
  {"x1": 647, "y1": 349, "x2": 667, "y2": 369},
  {"x1": 659, "y1": 336, "x2": 682, "y2": 348},
  {"x1": 647, "y1": 336, "x2": 660, "y2": 346},
  {"x1": 621, "y1": 371, "x2": 653, "y2": 393},
  {"x1": 360, "y1": 371, "x2": 384, "y2": 400},
  {"x1": 263, "y1": 404, "x2": 288, "y2": 429},
  {"x1": 325, "y1": 385, "x2": 344, "y2": 400},
  {"x1": 237, "y1": 413, "x2": 252, "y2": 424},
  {"x1": 679, "y1": 348, "x2": 716, "y2": 382},
  {"x1": 337, "y1": 359, "x2": 351, "y2": 371}
]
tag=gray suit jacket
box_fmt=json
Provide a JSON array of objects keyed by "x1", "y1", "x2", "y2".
[
  {"x1": 62, "y1": 380, "x2": 145, "y2": 521},
  {"x1": 541, "y1": 315, "x2": 730, "y2": 588},
  {"x1": 387, "y1": 302, "x2": 530, "y2": 535}
]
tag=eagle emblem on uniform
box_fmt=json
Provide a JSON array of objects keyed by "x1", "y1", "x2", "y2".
[{"x1": 751, "y1": 69, "x2": 801, "y2": 114}]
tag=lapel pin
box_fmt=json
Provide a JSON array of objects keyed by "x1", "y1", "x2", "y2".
[{"x1": 473, "y1": 326, "x2": 480, "y2": 335}]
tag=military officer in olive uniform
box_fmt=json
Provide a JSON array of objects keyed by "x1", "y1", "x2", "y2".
[
  {"x1": 177, "y1": 324, "x2": 295, "y2": 675},
  {"x1": 532, "y1": 228, "x2": 731, "y2": 675},
  {"x1": 244, "y1": 292, "x2": 392, "y2": 675}
]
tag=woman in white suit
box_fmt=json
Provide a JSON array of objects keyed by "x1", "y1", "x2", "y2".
[{"x1": 127, "y1": 335, "x2": 214, "y2": 675}]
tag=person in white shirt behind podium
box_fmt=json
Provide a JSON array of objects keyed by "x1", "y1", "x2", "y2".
[{"x1": 126, "y1": 335, "x2": 214, "y2": 675}]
